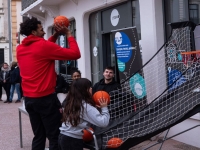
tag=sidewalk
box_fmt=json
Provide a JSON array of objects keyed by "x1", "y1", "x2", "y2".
[{"x1": 0, "y1": 93, "x2": 200, "y2": 150}]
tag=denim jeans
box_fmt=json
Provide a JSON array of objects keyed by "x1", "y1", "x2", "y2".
[
  {"x1": 9, "y1": 83, "x2": 21, "y2": 101},
  {"x1": 58, "y1": 134, "x2": 83, "y2": 150}
]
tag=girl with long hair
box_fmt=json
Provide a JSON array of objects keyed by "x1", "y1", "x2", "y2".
[
  {"x1": 61, "y1": 67, "x2": 81, "y2": 107},
  {"x1": 59, "y1": 78, "x2": 110, "y2": 150}
]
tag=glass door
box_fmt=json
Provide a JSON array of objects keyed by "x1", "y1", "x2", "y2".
[{"x1": 102, "y1": 33, "x2": 120, "y2": 83}]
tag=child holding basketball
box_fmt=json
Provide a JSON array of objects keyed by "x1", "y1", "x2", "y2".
[{"x1": 59, "y1": 78, "x2": 110, "y2": 150}]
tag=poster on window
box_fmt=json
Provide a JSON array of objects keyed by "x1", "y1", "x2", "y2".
[{"x1": 112, "y1": 27, "x2": 143, "y2": 83}]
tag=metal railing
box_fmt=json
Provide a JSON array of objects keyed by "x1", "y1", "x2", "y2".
[{"x1": 22, "y1": 0, "x2": 37, "y2": 10}]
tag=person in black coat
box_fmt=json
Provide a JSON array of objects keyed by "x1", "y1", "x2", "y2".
[
  {"x1": 0, "y1": 62, "x2": 11, "y2": 103},
  {"x1": 92, "y1": 66, "x2": 121, "y2": 94},
  {"x1": 55, "y1": 74, "x2": 69, "y2": 94},
  {"x1": 9, "y1": 62, "x2": 21, "y2": 103}
]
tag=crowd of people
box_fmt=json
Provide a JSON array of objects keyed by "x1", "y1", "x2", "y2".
[
  {"x1": 0, "y1": 62, "x2": 23, "y2": 103},
  {"x1": 14, "y1": 17, "x2": 121, "y2": 150}
]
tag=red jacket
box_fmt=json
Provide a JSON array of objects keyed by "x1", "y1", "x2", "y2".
[{"x1": 17, "y1": 35, "x2": 81, "y2": 97}]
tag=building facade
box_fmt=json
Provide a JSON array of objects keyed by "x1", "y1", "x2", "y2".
[
  {"x1": 0, "y1": 0, "x2": 22, "y2": 65},
  {"x1": 11, "y1": 0, "x2": 22, "y2": 61},
  {"x1": 20, "y1": 0, "x2": 200, "y2": 148},
  {"x1": 0, "y1": 0, "x2": 10, "y2": 65}
]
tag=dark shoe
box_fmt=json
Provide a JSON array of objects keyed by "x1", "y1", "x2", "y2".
[
  {"x1": 8, "y1": 101, "x2": 12, "y2": 103},
  {"x1": 0, "y1": 99, "x2": 3, "y2": 101},
  {"x1": 4, "y1": 100, "x2": 9, "y2": 103},
  {"x1": 15, "y1": 100, "x2": 21, "y2": 103}
]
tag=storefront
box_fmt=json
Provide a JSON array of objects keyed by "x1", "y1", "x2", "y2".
[
  {"x1": 19, "y1": 0, "x2": 200, "y2": 148},
  {"x1": 89, "y1": 0, "x2": 141, "y2": 84}
]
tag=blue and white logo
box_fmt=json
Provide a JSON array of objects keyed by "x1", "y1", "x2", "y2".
[
  {"x1": 129, "y1": 73, "x2": 146, "y2": 99},
  {"x1": 110, "y1": 9, "x2": 120, "y2": 26},
  {"x1": 168, "y1": 68, "x2": 186, "y2": 91},
  {"x1": 114, "y1": 32, "x2": 132, "y2": 63}
]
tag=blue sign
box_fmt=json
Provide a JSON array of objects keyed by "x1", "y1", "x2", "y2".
[
  {"x1": 112, "y1": 27, "x2": 142, "y2": 83},
  {"x1": 114, "y1": 32, "x2": 132, "y2": 63},
  {"x1": 168, "y1": 68, "x2": 186, "y2": 91}
]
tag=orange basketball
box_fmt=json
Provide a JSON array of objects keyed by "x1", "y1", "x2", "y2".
[
  {"x1": 82, "y1": 127, "x2": 93, "y2": 142},
  {"x1": 92, "y1": 91, "x2": 110, "y2": 106},
  {"x1": 107, "y1": 137, "x2": 123, "y2": 148},
  {"x1": 54, "y1": 16, "x2": 69, "y2": 27}
]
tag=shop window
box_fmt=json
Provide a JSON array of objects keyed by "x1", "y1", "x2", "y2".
[
  {"x1": 164, "y1": 0, "x2": 189, "y2": 38},
  {"x1": 55, "y1": 20, "x2": 77, "y2": 78},
  {"x1": 189, "y1": 4, "x2": 199, "y2": 24},
  {"x1": 90, "y1": 1, "x2": 141, "y2": 84}
]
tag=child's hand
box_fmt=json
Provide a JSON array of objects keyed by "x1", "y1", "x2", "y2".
[{"x1": 96, "y1": 97, "x2": 108, "y2": 108}]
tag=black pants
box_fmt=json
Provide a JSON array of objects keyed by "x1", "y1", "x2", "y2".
[
  {"x1": 25, "y1": 93, "x2": 62, "y2": 150},
  {"x1": 0, "y1": 83, "x2": 11, "y2": 100},
  {"x1": 58, "y1": 134, "x2": 83, "y2": 150}
]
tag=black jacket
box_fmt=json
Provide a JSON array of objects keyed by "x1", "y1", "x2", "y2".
[
  {"x1": 55, "y1": 74, "x2": 69, "y2": 94},
  {"x1": 92, "y1": 78, "x2": 121, "y2": 94},
  {"x1": 0, "y1": 68, "x2": 10, "y2": 84},
  {"x1": 10, "y1": 67, "x2": 21, "y2": 84}
]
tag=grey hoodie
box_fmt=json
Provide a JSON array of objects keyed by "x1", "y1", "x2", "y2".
[{"x1": 59, "y1": 102, "x2": 110, "y2": 139}]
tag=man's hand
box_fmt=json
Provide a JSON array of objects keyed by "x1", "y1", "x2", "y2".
[{"x1": 53, "y1": 24, "x2": 72, "y2": 38}]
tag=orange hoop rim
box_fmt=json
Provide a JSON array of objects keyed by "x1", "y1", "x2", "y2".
[{"x1": 181, "y1": 50, "x2": 200, "y2": 55}]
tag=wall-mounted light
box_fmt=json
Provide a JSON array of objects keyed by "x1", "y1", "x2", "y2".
[
  {"x1": 27, "y1": 14, "x2": 32, "y2": 19},
  {"x1": 39, "y1": 6, "x2": 45, "y2": 13}
]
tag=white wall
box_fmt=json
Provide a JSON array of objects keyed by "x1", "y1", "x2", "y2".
[{"x1": 139, "y1": 0, "x2": 166, "y2": 103}]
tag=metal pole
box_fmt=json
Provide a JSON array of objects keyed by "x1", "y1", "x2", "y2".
[
  {"x1": 8, "y1": 0, "x2": 12, "y2": 63},
  {"x1": 19, "y1": 109, "x2": 23, "y2": 148},
  {"x1": 87, "y1": 129, "x2": 99, "y2": 150},
  {"x1": 158, "y1": 129, "x2": 170, "y2": 150}
]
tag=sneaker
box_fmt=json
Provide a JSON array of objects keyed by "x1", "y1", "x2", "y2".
[
  {"x1": 4, "y1": 100, "x2": 9, "y2": 103},
  {"x1": 15, "y1": 100, "x2": 21, "y2": 103}
]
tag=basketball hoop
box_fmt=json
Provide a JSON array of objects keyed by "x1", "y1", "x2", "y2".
[
  {"x1": 181, "y1": 50, "x2": 200, "y2": 68},
  {"x1": 180, "y1": 50, "x2": 200, "y2": 81}
]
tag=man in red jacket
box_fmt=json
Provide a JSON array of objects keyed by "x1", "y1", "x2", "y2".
[{"x1": 17, "y1": 17, "x2": 81, "y2": 150}]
